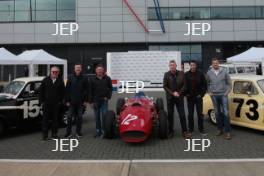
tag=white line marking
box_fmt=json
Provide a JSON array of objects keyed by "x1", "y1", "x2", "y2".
[
  {"x1": 132, "y1": 159, "x2": 264, "y2": 163},
  {"x1": 0, "y1": 159, "x2": 131, "y2": 163}
]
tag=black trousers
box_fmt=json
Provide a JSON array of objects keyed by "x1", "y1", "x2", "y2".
[
  {"x1": 42, "y1": 103, "x2": 60, "y2": 137},
  {"x1": 66, "y1": 103, "x2": 84, "y2": 134},
  {"x1": 167, "y1": 97, "x2": 187, "y2": 133},
  {"x1": 187, "y1": 96, "x2": 204, "y2": 132}
]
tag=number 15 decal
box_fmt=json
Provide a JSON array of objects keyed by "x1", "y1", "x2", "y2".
[{"x1": 233, "y1": 98, "x2": 259, "y2": 121}]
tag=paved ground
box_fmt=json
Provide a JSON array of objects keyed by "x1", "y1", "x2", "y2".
[
  {"x1": 0, "y1": 92, "x2": 264, "y2": 159},
  {"x1": 1, "y1": 160, "x2": 264, "y2": 176}
]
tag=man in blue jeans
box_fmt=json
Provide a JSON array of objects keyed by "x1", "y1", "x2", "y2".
[
  {"x1": 207, "y1": 58, "x2": 232, "y2": 140},
  {"x1": 90, "y1": 64, "x2": 113, "y2": 138}
]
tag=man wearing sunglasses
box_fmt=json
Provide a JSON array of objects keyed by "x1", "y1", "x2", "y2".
[{"x1": 39, "y1": 66, "x2": 65, "y2": 141}]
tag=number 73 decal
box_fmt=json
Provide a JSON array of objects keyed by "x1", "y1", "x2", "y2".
[{"x1": 233, "y1": 98, "x2": 259, "y2": 121}]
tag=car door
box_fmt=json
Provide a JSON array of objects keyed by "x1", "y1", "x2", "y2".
[
  {"x1": 229, "y1": 80, "x2": 263, "y2": 128},
  {"x1": 16, "y1": 81, "x2": 42, "y2": 122}
]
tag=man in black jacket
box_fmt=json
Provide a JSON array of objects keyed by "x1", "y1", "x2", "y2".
[
  {"x1": 39, "y1": 66, "x2": 65, "y2": 141},
  {"x1": 90, "y1": 64, "x2": 112, "y2": 138},
  {"x1": 163, "y1": 60, "x2": 190, "y2": 139},
  {"x1": 184, "y1": 61, "x2": 207, "y2": 136},
  {"x1": 65, "y1": 63, "x2": 89, "y2": 138}
]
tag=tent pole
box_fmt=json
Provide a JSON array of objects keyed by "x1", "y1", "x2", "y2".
[
  {"x1": 63, "y1": 63, "x2": 67, "y2": 81},
  {"x1": 47, "y1": 65, "x2": 50, "y2": 76}
]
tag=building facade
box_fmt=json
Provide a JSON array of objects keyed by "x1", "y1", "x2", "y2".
[{"x1": 0, "y1": 0, "x2": 264, "y2": 77}]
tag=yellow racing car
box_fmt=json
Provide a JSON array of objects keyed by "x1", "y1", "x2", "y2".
[{"x1": 203, "y1": 75, "x2": 264, "y2": 131}]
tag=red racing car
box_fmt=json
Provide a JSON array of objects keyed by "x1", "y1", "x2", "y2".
[{"x1": 103, "y1": 92, "x2": 168, "y2": 143}]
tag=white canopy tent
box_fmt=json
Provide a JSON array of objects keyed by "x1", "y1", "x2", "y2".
[
  {"x1": 0, "y1": 47, "x2": 27, "y2": 82},
  {"x1": 227, "y1": 47, "x2": 264, "y2": 75},
  {"x1": 227, "y1": 47, "x2": 264, "y2": 63},
  {"x1": 0, "y1": 47, "x2": 21, "y2": 64},
  {"x1": 18, "y1": 49, "x2": 68, "y2": 80}
]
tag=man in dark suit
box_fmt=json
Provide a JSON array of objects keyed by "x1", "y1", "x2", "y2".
[
  {"x1": 64, "y1": 63, "x2": 89, "y2": 138},
  {"x1": 184, "y1": 61, "x2": 207, "y2": 136},
  {"x1": 39, "y1": 66, "x2": 65, "y2": 141}
]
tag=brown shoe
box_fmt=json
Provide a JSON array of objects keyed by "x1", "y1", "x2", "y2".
[
  {"x1": 215, "y1": 130, "x2": 223, "y2": 136},
  {"x1": 182, "y1": 132, "x2": 191, "y2": 139},
  {"x1": 225, "y1": 133, "x2": 231, "y2": 140}
]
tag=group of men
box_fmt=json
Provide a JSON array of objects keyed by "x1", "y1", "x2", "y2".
[
  {"x1": 164, "y1": 58, "x2": 232, "y2": 140},
  {"x1": 39, "y1": 64, "x2": 112, "y2": 141},
  {"x1": 39, "y1": 57, "x2": 232, "y2": 141}
]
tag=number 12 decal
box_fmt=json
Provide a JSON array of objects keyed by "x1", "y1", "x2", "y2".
[{"x1": 233, "y1": 98, "x2": 259, "y2": 121}]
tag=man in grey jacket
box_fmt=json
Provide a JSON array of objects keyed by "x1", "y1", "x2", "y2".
[{"x1": 207, "y1": 58, "x2": 232, "y2": 140}]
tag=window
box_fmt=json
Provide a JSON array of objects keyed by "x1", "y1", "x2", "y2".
[
  {"x1": 0, "y1": 11, "x2": 14, "y2": 22},
  {"x1": 57, "y1": 0, "x2": 75, "y2": 21},
  {"x1": 35, "y1": 0, "x2": 56, "y2": 10},
  {"x1": 0, "y1": 0, "x2": 14, "y2": 11},
  {"x1": 15, "y1": 11, "x2": 31, "y2": 21},
  {"x1": 234, "y1": 81, "x2": 258, "y2": 95},
  {"x1": 0, "y1": 0, "x2": 75, "y2": 22},
  {"x1": 211, "y1": 7, "x2": 233, "y2": 19},
  {"x1": 228, "y1": 67, "x2": 236, "y2": 74},
  {"x1": 148, "y1": 7, "x2": 170, "y2": 20},
  {"x1": 148, "y1": 6, "x2": 264, "y2": 20},
  {"x1": 257, "y1": 80, "x2": 264, "y2": 93},
  {"x1": 169, "y1": 8, "x2": 190, "y2": 20},
  {"x1": 147, "y1": 8, "x2": 157, "y2": 20},
  {"x1": 256, "y1": 7, "x2": 264, "y2": 19},
  {"x1": 15, "y1": 0, "x2": 30, "y2": 11},
  {"x1": 245, "y1": 66, "x2": 256, "y2": 74},
  {"x1": 57, "y1": 0, "x2": 75, "y2": 10},
  {"x1": 3, "y1": 80, "x2": 25, "y2": 95},
  {"x1": 57, "y1": 10, "x2": 75, "y2": 21},
  {"x1": 236, "y1": 66, "x2": 245, "y2": 73},
  {"x1": 190, "y1": 7, "x2": 210, "y2": 19},
  {"x1": 233, "y1": 7, "x2": 255, "y2": 19},
  {"x1": 36, "y1": 10, "x2": 56, "y2": 21},
  {"x1": 23, "y1": 82, "x2": 41, "y2": 95}
]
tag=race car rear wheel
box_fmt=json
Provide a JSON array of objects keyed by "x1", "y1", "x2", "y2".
[
  {"x1": 159, "y1": 110, "x2": 168, "y2": 139},
  {"x1": 156, "y1": 98, "x2": 164, "y2": 112},
  {"x1": 116, "y1": 98, "x2": 125, "y2": 115},
  {"x1": 103, "y1": 111, "x2": 116, "y2": 139},
  {"x1": 209, "y1": 110, "x2": 217, "y2": 124}
]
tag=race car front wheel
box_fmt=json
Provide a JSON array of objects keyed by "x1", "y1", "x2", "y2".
[
  {"x1": 159, "y1": 110, "x2": 168, "y2": 139},
  {"x1": 103, "y1": 111, "x2": 116, "y2": 139},
  {"x1": 209, "y1": 110, "x2": 217, "y2": 124}
]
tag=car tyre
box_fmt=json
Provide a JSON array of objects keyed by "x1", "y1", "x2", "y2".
[
  {"x1": 116, "y1": 98, "x2": 125, "y2": 115},
  {"x1": 156, "y1": 98, "x2": 164, "y2": 112},
  {"x1": 103, "y1": 111, "x2": 116, "y2": 139},
  {"x1": 159, "y1": 110, "x2": 168, "y2": 139},
  {"x1": 208, "y1": 110, "x2": 217, "y2": 124}
]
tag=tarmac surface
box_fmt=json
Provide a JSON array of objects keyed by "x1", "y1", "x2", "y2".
[{"x1": 0, "y1": 92, "x2": 264, "y2": 160}]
